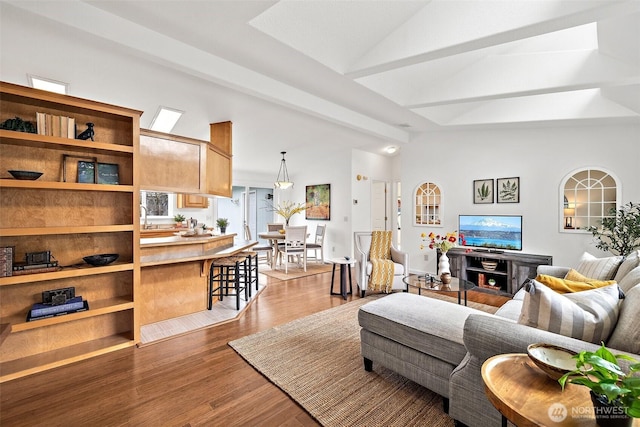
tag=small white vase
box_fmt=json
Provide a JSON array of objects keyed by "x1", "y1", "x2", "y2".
[{"x1": 438, "y1": 252, "x2": 451, "y2": 275}]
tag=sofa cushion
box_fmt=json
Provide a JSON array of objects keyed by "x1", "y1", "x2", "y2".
[
  {"x1": 358, "y1": 293, "x2": 488, "y2": 366},
  {"x1": 575, "y1": 252, "x2": 623, "y2": 280},
  {"x1": 607, "y1": 284, "x2": 640, "y2": 354},
  {"x1": 365, "y1": 261, "x2": 405, "y2": 276},
  {"x1": 536, "y1": 273, "x2": 615, "y2": 294},
  {"x1": 617, "y1": 265, "x2": 640, "y2": 294},
  {"x1": 614, "y1": 250, "x2": 640, "y2": 283},
  {"x1": 518, "y1": 280, "x2": 621, "y2": 344}
]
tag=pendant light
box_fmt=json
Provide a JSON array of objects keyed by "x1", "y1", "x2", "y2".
[{"x1": 274, "y1": 151, "x2": 293, "y2": 189}]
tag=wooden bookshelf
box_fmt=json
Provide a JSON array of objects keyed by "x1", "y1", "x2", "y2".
[{"x1": 0, "y1": 81, "x2": 141, "y2": 382}]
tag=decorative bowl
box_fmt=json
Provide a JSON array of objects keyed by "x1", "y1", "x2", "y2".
[
  {"x1": 8, "y1": 170, "x2": 43, "y2": 180},
  {"x1": 481, "y1": 260, "x2": 498, "y2": 271},
  {"x1": 527, "y1": 343, "x2": 577, "y2": 380},
  {"x1": 278, "y1": 229, "x2": 286, "y2": 234},
  {"x1": 83, "y1": 253, "x2": 119, "y2": 266}
]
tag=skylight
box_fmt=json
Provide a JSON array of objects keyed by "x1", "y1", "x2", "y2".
[
  {"x1": 28, "y1": 75, "x2": 68, "y2": 94},
  {"x1": 149, "y1": 107, "x2": 183, "y2": 133}
]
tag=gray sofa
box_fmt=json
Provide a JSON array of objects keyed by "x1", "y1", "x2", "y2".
[{"x1": 358, "y1": 251, "x2": 640, "y2": 427}]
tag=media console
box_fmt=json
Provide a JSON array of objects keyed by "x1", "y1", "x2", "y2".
[{"x1": 441, "y1": 248, "x2": 552, "y2": 296}]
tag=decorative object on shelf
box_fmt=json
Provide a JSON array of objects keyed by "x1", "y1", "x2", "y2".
[
  {"x1": 62, "y1": 154, "x2": 97, "y2": 183},
  {"x1": 558, "y1": 343, "x2": 640, "y2": 423},
  {"x1": 473, "y1": 179, "x2": 493, "y2": 204},
  {"x1": 305, "y1": 184, "x2": 330, "y2": 220},
  {"x1": 587, "y1": 201, "x2": 640, "y2": 256},
  {"x1": 527, "y1": 343, "x2": 577, "y2": 381},
  {"x1": 274, "y1": 151, "x2": 293, "y2": 189},
  {"x1": 42, "y1": 286, "x2": 75, "y2": 305},
  {"x1": 8, "y1": 170, "x2": 43, "y2": 180},
  {"x1": 97, "y1": 163, "x2": 119, "y2": 185},
  {"x1": 267, "y1": 200, "x2": 307, "y2": 226},
  {"x1": 0, "y1": 116, "x2": 36, "y2": 133},
  {"x1": 487, "y1": 278, "x2": 497, "y2": 287},
  {"x1": 82, "y1": 253, "x2": 119, "y2": 266},
  {"x1": 481, "y1": 260, "x2": 498, "y2": 271},
  {"x1": 497, "y1": 177, "x2": 520, "y2": 203},
  {"x1": 76, "y1": 122, "x2": 95, "y2": 141},
  {"x1": 441, "y1": 272, "x2": 452, "y2": 285},
  {"x1": 216, "y1": 218, "x2": 229, "y2": 234}
]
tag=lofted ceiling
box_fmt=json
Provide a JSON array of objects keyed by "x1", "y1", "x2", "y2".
[{"x1": 1, "y1": 0, "x2": 639, "y2": 177}]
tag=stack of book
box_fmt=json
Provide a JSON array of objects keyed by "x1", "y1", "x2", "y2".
[
  {"x1": 12, "y1": 261, "x2": 60, "y2": 276},
  {"x1": 27, "y1": 296, "x2": 89, "y2": 321},
  {"x1": 35, "y1": 112, "x2": 75, "y2": 138}
]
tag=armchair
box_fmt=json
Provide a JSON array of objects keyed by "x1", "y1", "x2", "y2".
[{"x1": 354, "y1": 231, "x2": 408, "y2": 297}]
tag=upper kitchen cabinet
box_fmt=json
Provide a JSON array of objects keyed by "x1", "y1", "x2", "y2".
[{"x1": 139, "y1": 122, "x2": 232, "y2": 198}]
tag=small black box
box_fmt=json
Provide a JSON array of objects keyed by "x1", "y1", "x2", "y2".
[{"x1": 26, "y1": 251, "x2": 51, "y2": 265}]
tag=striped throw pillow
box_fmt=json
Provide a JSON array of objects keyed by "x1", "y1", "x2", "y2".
[
  {"x1": 518, "y1": 280, "x2": 622, "y2": 344},
  {"x1": 575, "y1": 252, "x2": 623, "y2": 280}
]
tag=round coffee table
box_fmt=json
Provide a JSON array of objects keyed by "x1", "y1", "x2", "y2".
[{"x1": 403, "y1": 274, "x2": 476, "y2": 305}]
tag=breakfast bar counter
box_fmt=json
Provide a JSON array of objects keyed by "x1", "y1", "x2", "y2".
[{"x1": 139, "y1": 233, "x2": 257, "y2": 327}]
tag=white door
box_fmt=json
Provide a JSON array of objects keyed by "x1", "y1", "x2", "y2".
[{"x1": 371, "y1": 181, "x2": 387, "y2": 231}]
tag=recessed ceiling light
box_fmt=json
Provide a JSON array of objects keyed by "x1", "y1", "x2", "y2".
[
  {"x1": 385, "y1": 146, "x2": 398, "y2": 154},
  {"x1": 28, "y1": 75, "x2": 68, "y2": 94},
  {"x1": 149, "y1": 106, "x2": 184, "y2": 133}
]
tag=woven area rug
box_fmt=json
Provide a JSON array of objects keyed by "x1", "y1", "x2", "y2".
[
  {"x1": 259, "y1": 262, "x2": 333, "y2": 280},
  {"x1": 229, "y1": 294, "x2": 497, "y2": 426}
]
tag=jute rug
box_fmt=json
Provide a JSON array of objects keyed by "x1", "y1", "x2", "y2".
[
  {"x1": 229, "y1": 293, "x2": 497, "y2": 426},
  {"x1": 260, "y1": 262, "x2": 333, "y2": 280}
]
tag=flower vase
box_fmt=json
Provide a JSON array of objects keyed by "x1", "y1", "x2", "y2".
[{"x1": 438, "y1": 252, "x2": 450, "y2": 276}]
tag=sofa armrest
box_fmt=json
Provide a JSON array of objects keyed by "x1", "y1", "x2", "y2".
[{"x1": 537, "y1": 265, "x2": 571, "y2": 278}]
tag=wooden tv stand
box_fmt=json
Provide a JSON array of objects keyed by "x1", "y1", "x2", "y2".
[{"x1": 442, "y1": 248, "x2": 552, "y2": 296}]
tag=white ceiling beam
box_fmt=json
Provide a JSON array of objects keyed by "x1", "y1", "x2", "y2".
[
  {"x1": 347, "y1": 0, "x2": 640, "y2": 78},
  {"x1": 6, "y1": 0, "x2": 410, "y2": 144}
]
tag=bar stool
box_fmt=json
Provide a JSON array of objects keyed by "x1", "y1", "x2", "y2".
[
  {"x1": 238, "y1": 250, "x2": 259, "y2": 296},
  {"x1": 208, "y1": 256, "x2": 247, "y2": 310}
]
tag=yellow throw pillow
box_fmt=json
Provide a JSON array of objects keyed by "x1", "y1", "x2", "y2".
[
  {"x1": 535, "y1": 274, "x2": 616, "y2": 294},
  {"x1": 565, "y1": 268, "x2": 596, "y2": 282}
]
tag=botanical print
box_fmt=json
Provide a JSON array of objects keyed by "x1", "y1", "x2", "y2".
[
  {"x1": 473, "y1": 179, "x2": 493, "y2": 204},
  {"x1": 305, "y1": 184, "x2": 330, "y2": 220},
  {"x1": 497, "y1": 177, "x2": 520, "y2": 203}
]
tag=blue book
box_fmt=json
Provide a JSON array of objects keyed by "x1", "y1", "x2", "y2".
[
  {"x1": 27, "y1": 301, "x2": 89, "y2": 322},
  {"x1": 30, "y1": 297, "x2": 84, "y2": 317}
]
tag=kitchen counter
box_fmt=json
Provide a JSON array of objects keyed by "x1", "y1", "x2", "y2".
[{"x1": 139, "y1": 233, "x2": 257, "y2": 326}]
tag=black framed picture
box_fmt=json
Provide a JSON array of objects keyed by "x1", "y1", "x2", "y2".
[
  {"x1": 305, "y1": 184, "x2": 330, "y2": 220},
  {"x1": 473, "y1": 179, "x2": 493, "y2": 204},
  {"x1": 497, "y1": 177, "x2": 520, "y2": 203},
  {"x1": 77, "y1": 160, "x2": 96, "y2": 183}
]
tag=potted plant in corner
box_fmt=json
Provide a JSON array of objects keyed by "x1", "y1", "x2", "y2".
[
  {"x1": 558, "y1": 343, "x2": 640, "y2": 427},
  {"x1": 588, "y1": 202, "x2": 640, "y2": 256},
  {"x1": 173, "y1": 214, "x2": 186, "y2": 228},
  {"x1": 216, "y1": 218, "x2": 229, "y2": 234}
]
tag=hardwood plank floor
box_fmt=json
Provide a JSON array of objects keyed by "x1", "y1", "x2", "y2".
[{"x1": 0, "y1": 271, "x2": 508, "y2": 427}]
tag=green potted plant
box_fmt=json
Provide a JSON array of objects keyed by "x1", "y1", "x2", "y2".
[
  {"x1": 587, "y1": 202, "x2": 640, "y2": 256},
  {"x1": 266, "y1": 200, "x2": 307, "y2": 226},
  {"x1": 216, "y1": 218, "x2": 229, "y2": 234},
  {"x1": 173, "y1": 214, "x2": 186, "y2": 227},
  {"x1": 558, "y1": 344, "x2": 640, "y2": 426}
]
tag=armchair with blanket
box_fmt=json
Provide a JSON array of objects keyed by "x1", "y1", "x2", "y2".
[{"x1": 354, "y1": 231, "x2": 408, "y2": 297}]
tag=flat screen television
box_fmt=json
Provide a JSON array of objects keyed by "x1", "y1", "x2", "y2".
[{"x1": 458, "y1": 215, "x2": 522, "y2": 251}]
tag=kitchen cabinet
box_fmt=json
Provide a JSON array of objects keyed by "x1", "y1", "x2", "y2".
[{"x1": 176, "y1": 193, "x2": 209, "y2": 208}]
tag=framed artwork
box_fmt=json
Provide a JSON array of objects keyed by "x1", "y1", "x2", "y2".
[
  {"x1": 62, "y1": 154, "x2": 97, "y2": 183},
  {"x1": 77, "y1": 160, "x2": 97, "y2": 183},
  {"x1": 97, "y1": 163, "x2": 119, "y2": 184},
  {"x1": 305, "y1": 184, "x2": 330, "y2": 220},
  {"x1": 473, "y1": 179, "x2": 494, "y2": 204},
  {"x1": 497, "y1": 177, "x2": 520, "y2": 203}
]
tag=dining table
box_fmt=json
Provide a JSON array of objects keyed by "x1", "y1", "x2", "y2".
[{"x1": 258, "y1": 231, "x2": 286, "y2": 268}]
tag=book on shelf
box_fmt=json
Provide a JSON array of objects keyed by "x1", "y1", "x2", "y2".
[
  {"x1": 35, "y1": 112, "x2": 76, "y2": 138},
  {"x1": 0, "y1": 247, "x2": 12, "y2": 277},
  {"x1": 477, "y1": 273, "x2": 486, "y2": 287},
  {"x1": 13, "y1": 261, "x2": 58, "y2": 271},
  {"x1": 27, "y1": 300, "x2": 89, "y2": 322},
  {"x1": 30, "y1": 296, "x2": 84, "y2": 317},
  {"x1": 12, "y1": 266, "x2": 60, "y2": 276}
]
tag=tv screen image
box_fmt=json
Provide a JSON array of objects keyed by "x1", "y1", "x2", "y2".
[{"x1": 458, "y1": 215, "x2": 522, "y2": 251}]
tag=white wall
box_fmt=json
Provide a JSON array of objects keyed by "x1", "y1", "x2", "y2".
[{"x1": 402, "y1": 123, "x2": 640, "y2": 273}]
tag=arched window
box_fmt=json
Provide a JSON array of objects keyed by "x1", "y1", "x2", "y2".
[
  {"x1": 561, "y1": 168, "x2": 620, "y2": 232},
  {"x1": 415, "y1": 182, "x2": 442, "y2": 226}
]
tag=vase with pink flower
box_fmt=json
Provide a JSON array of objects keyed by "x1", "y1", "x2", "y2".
[{"x1": 420, "y1": 230, "x2": 464, "y2": 279}]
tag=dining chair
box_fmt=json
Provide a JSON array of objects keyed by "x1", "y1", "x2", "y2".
[
  {"x1": 244, "y1": 224, "x2": 272, "y2": 266},
  {"x1": 277, "y1": 225, "x2": 308, "y2": 273},
  {"x1": 306, "y1": 224, "x2": 326, "y2": 264},
  {"x1": 267, "y1": 223, "x2": 284, "y2": 232}
]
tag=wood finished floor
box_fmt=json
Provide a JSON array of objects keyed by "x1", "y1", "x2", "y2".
[{"x1": 0, "y1": 272, "x2": 509, "y2": 427}]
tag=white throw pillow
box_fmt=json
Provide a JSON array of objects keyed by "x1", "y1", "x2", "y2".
[
  {"x1": 607, "y1": 284, "x2": 640, "y2": 354},
  {"x1": 575, "y1": 252, "x2": 623, "y2": 280},
  {"x1": 518, "y1": 280, "x2": 622, "y2": 344},
  {"x1": 614, "y1": 250, "x2": 640, "y2": 283}
]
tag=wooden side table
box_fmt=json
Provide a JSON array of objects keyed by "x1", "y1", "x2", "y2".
[
  {"x1": 481, "y1": 353, "x2": 639, "y2": 427},
  {"x1": 329, "y1": 257, "x2": 355, "y2": 300}
]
